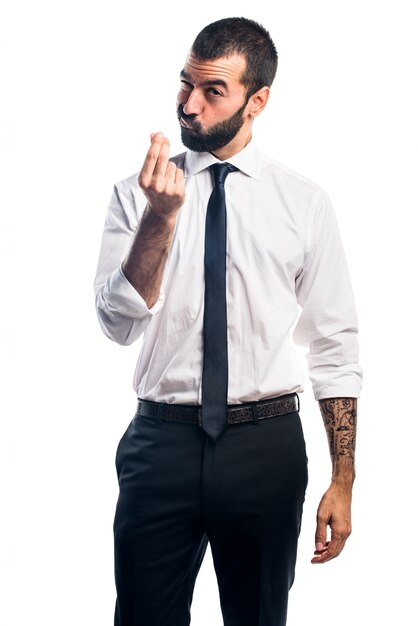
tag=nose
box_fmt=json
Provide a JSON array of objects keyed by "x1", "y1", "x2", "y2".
[{"x1": 182, "y1": 89, "x2": 203, "y2": 116}]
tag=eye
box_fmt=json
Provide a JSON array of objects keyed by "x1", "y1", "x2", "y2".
[
  {"x1": 207, "y1": 87, "x2": 223, "y2": 96},
  {"x1": 180, "y1": 80, "x2": 193, "y2": 92}
]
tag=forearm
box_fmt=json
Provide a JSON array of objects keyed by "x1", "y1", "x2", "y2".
[
  {"x1": 311, "y1": 397, "x2": 357, "y2": 563},
  {"x1": 318, "y1": 397, "x2": 357, "y2": 488},
  {"x1": 122, "y1": 206, "x2": 177, "y2": 309}
]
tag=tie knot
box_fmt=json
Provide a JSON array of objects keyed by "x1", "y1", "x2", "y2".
[{"x1": 210, "y1": 162, "x2": 238, "y2": 185}]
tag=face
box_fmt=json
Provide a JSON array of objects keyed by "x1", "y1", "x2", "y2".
[{"x1": 176, "y1": 53, "x2": 250, "y2": 153}]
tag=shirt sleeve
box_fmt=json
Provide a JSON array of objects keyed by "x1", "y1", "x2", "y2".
[
  {"x1": 293, "y1": 191, "x2": 363, "y2": 400},
  {"x1": 93, "y1": 181, "x2": 165, "y2": 346}
]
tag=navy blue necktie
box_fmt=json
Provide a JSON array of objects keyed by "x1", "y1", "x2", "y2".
[{"x1": 201, "y1": 162, "x2": 238, "y2": 442}]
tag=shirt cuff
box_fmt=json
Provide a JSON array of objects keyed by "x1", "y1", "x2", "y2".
[
  {"x1": 103, "y1": 264, "x2": 165, "y2": 318},
  {"x1": 311, "y1": 365, "x2": 363, "y2": 401}
]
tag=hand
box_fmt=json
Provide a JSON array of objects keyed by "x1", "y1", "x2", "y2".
[
  {"x1": 138, "y1": 132, "x2": 185, "y2": 218},
  {"x1": 311, "y1": 482, "x2": 352, "y2": 564}
]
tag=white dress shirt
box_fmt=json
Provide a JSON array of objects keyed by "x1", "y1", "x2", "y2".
[{"x1": 93, "y1": 139, "x2": 362, "y2": 404}]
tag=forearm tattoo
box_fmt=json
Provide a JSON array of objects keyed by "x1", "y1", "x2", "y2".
[{"x1": 319, "y1": 398, "x2": 357, "y2": 463}]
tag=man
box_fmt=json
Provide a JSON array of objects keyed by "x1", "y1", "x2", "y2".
[{"x1": 94, "y1": 17, "x2": 362, "y2": 626}]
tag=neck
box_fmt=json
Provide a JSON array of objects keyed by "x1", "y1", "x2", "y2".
[{"x1": 211, "y1": 126, "x2": 253, "y2": 161}]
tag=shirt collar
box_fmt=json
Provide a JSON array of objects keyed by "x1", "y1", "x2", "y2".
[{"x1": 183, "y1": 138, "x2": 261, "y2": 180}]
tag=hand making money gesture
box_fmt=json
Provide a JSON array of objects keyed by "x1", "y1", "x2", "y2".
[{"x1": 138, "y1": 132, "x2": 185, "y2": 218}]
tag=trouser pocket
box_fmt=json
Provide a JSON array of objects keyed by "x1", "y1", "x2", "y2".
[{"x1": 114, "y1": 417, "x2": 135, "y2": 475}]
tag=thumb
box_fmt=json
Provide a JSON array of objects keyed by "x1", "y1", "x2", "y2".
[{"x1": 315, "y1": 515, "x2": 327, "y2": 551}]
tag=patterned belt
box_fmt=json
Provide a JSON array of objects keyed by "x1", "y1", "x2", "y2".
[{"x1": 136, "y1": 393, "x2": 300, "y2": 426}]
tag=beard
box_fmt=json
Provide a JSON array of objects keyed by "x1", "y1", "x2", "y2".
[{"x1": 177, "y1": 100, "x2": 248, "y2": 153}]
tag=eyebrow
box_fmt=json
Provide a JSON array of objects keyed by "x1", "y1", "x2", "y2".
[{"x1": 180, "y1": 69, "x2": 229, "y2": 90}]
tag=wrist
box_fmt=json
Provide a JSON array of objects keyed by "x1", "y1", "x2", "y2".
[
  {"x1": 331, "y1": 457, "x2": 356, "y2": 489},
  {"x1": 145, "y1": 204, "x2": 179, "y2": 226}
]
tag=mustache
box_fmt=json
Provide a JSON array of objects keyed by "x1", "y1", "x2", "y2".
[
  {"x1": 177, "y1": 105, "x2": 202, "y2": 131},
  {"x1": 178, "y1": 106, "x2": 195, "y2": 121}
]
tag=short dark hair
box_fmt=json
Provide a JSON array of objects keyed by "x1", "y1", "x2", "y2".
[{"x1": 190, "y1": 17, "x2": 278, "y2": 99}]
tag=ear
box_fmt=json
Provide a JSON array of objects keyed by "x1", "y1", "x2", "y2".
[{"x1": 246, "y1": 86, "x2": 270, "y2": 118}]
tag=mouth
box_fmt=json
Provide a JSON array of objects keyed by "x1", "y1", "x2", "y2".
[{"x1": 180, "y1": 117, "x2": 193, "y2": 130}]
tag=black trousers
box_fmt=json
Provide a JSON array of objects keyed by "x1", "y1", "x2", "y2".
[{"x1": 113, "y1": 397, "x2": 308, "y2": 626}]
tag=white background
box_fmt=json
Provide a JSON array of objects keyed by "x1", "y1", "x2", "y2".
[{"x1": 2, "y1": 0, "x2": 417, "y2": 624}]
